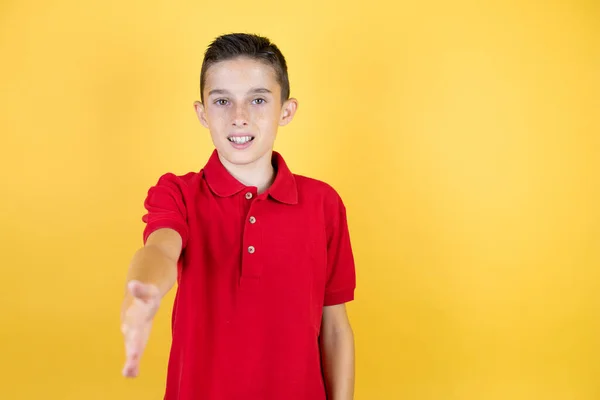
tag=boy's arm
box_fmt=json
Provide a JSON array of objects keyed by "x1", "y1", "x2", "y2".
[
  {"x1": 321, "y1": 303, "x2": 355, "y2": 400},
  {"x1": 123, "y1": 227, "x2": 182, "y2": 298},
  {"x1": 120, "y1": 228, "x2": 182, "y2": 377},
  {"x1": 320, "y1": 190, "x2": 356, "y2": 398}
]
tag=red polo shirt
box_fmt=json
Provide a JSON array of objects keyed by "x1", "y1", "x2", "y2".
[{"x1": 141, "y1": 149, "x2": 356, "y2": 400}]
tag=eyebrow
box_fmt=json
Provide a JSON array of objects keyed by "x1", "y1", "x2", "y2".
[
  {"x1": 249, "y1": 87, "x2": 272, "y2": 94},
  {"x1": 208, "y1": 87, "x2": 272, "y2": 97}
]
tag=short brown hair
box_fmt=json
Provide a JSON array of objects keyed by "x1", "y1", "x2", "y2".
[{"x1": 200, "y1": 33, "x2": 290, "y2": 103}]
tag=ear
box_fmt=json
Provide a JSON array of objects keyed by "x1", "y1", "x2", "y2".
[
  {"x1": 194, "y1": 101, "x2": 209, "y2": 128},
  {"x1": 279, "y1": 97, "x2": 298, "y2": 127}
]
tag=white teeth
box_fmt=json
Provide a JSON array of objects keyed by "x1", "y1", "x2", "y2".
[{"x1": 229, "y1": 136, "x2": 253, "y2": 144}]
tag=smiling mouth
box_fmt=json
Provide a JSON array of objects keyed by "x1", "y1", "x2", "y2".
[{"x1": 227, "y1": 135, "x2": 255, "y2": 144}]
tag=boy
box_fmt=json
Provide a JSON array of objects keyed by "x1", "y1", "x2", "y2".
[{"x1": 120, "y1": 33, "x2": 356, "y2": 400}]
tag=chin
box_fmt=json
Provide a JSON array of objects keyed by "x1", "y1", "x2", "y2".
[{"x1": 218, "y1": 146, "x2": 270, "y2": 167}]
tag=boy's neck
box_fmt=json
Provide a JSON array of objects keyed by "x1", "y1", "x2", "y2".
[{"x1": 218, "y1": 151, "x2": 276, "y2": 194}]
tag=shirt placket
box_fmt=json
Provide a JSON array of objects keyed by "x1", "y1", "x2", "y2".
[{"x1": 240, "y1": 188, "x2": 263, "y2": 287}]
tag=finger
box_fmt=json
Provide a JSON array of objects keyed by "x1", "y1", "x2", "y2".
[
  {"x1": 123, "y1": 357, "x2": 139, "y2": 377},
  {"x1": 123, "y1": 327, "x2": 144, "y2": 377},
  {"x1": 123, "y1": 354, "x2": 140, "y2": 377},
  {"x1": 123, "y1": 352, "x2": 140, "y2": 377},
  {"x1": 123, "y1": 318, "x2": 153, "y2": 376},
  {"x1": 124, "y1": 319, "x2": 148, "y2": 354},
  {"x1": 122, "y1": 347, "x2": 140, "y2": 377}
]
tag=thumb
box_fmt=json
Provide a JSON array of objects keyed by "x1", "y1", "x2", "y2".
[{"x1": 128, "y1": 280, "x2": 159, "y2": 302}]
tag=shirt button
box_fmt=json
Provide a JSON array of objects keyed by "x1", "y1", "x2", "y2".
[
  {"x1": 249, "y1": 216, "x2": 256, "y2": 224},
  {"x1": 248, "y1": 246, "x2": 255, "y2": 254},
  {"x1": 245, "y1": 192, "x2": 253, "y2": 200}
]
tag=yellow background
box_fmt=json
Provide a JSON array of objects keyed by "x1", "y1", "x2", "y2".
[{"x1": 1, "y1": 0, "x2": 598, "y2": 399}]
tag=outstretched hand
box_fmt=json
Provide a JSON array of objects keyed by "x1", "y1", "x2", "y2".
[{"x1": 121, "y1": 280, "x2": 161, "y2": 378}]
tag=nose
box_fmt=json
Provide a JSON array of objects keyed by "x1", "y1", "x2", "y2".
[{"x1": 232, "y1": 104, "x2": 249, "y2": 127}]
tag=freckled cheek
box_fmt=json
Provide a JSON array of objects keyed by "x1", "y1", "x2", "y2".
[
  {"x1": 253, "y1": 110, "x2": 265, "y2": 122},
  {"x1": 255, "y1": 106, "x2": 279, "y2": 122},
  {"x1": 206, "y1": 108, "x2": 230, "y2": 125}
]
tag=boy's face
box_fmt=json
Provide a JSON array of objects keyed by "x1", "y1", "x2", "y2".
[{"x1": 194, "y1": 57, "x2": 297, "y2": 168}]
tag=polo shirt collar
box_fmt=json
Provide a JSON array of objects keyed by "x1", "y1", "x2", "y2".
[{"x1": 203, "y1": 149, "x2": 298, "y2": 205}]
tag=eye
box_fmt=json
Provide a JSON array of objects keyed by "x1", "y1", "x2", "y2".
[
  {"x1": 214, "y1": 99, "x2": 229, "y2": 106},
  {"x1": 252, "y1": 98, "x2": 266, "y2": 105}
]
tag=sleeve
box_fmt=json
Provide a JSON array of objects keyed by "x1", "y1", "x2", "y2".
[
  {"x1": 141, "y1": 173, "x2": 189, "y2": 249},
  {"x1": 324, "y1": 192, "x2": 357, "y2": 306}
]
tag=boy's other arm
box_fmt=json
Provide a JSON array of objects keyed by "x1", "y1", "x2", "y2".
[
  {"x1": 120, "y1": 228, "x2": 182, "y2": 377},
  {"x1": 321, "y1": 303, "x2": 355, "y2": 400}
]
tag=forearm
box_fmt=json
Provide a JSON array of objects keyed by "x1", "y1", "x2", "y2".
[
  {"x1": 122, "y1": 245, "x2": 177, "y2": 308},
  {"x1": 321, "y1": 325, "x2": 355, "y2": 400}
]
